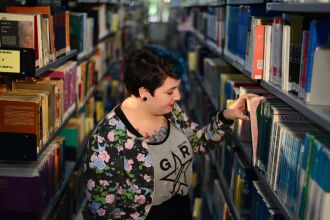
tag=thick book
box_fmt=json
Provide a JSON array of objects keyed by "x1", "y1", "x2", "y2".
[
  {"x1": 0, "y1": 94, "x2": 42, "y2": 152},
  {"x1": 11, "y1": 89, "x2": 50, "y2": 145}
]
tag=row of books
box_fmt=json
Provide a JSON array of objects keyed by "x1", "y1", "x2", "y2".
[
  {"x1": 0, "y1": 137, "x2": 66, "y2": 219},
  {"x1": 229, "y1": 5, "x2": 330, "y2": 105},
  {"x1": 0, "y1": 6, "x2": 70, "y2": 68},
  {"x1": 182, "y1": 4, "x2": 330, "y2": 106},
  {"x1": 196, "y1": 135, "x2": 286, "y2": 220},
  {"x1": 211, "y1": 62, "x2": 330, "y2": 220},
  {"x1": 0, "y1": 60, "x2": 91, "y2": 160},
  {"x1": 0, "y1": 72, "x2": 118, "y2": 218},
  {"x1": 0, "y1": 30, "x2": 121, "y2": 160},
  {"x1": 192, "y1": 6, "x2": 225, "y2": 51},
  {"x1": 184, "y1": 49, "x2": 286, "y2": 219},
  {"x1": 246, "y1": 95, "x2": 330, "y2": 220},
  {"x1": 0, "y1": 3, "x2": 120, "y2": 70},
  {"x1": 49, "y1": 164, "x2": 85, "y2": 220},
  {"x1": 70, "y1": 4, "x2": 120, "y2": 58}
]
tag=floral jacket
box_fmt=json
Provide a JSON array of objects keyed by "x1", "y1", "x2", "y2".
[{"x1": 84, "y1": 103, "x2": 233, "y2": 220}]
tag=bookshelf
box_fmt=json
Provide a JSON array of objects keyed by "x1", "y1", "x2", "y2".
[
  {"x1": 254, "y1": 168, "x2": 298, "y2": 220},
  {"x1": 0, "y1": 0, "x2": 134, "y2": 218},
  {"x1": 189, "y1": 27, "x2": 318, "y2": 220},
  {"x1": 213, "y1": 155, "x2": 240, "y2": 220},
  {"x1": 176, "y1": 1, "x2": 330, "y2": 220},
  {"x1": 193, "y1": 70, "x2": 219, "y2": 111},
  {"x1": 231, "y1": 134, "x2": 252, "y2": 166},
  {"x1": 77, "y1": 48, "x2": 98, "y2": 62},
  {"x1": 192, "y1": 30, "x2": 223, "y2": 57},
  {"x1": 266, "y1": 2, "x2": 330, "y2": 13},
  {"x1": 232, "y1": 133, "x2": 298, "y2": 220},
  {"x1": 190, "y1": 15, "x2": 330, "y2": 133}
]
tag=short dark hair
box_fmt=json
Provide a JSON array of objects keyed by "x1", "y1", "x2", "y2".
[{"x1": 123, "y1": 46, "x2": 184, "y2": 97}]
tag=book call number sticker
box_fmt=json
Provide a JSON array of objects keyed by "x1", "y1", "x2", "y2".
[{"x1": 0, "y1": 49, "x2": 20, "y2": 73}]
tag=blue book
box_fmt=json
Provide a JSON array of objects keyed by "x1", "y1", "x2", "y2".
[
  {"x1": 226, "y1": 6, "x2": 240, "y2": 55},
  {"x1": 304, "y1": 20, "x2": 330, "y2": 102},
  {"x1": 237, "y1": 5, "x2": 266, "y2": 63}
]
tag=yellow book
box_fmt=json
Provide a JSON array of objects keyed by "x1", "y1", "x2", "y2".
[
  {"x1": 188, "y1": 51, "x2": 197, "y2": 72},
  {"x1": 219, "y1": 74, "x2": 249, "y2": 110}
]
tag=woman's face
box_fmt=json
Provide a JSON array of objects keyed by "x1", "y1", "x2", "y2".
[{"x1": 147, "y1": 77, "x2": 181, "y2": 115}]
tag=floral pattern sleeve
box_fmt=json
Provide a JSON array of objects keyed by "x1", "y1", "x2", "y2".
[
  {"x1": 168, "y1": 103, "x2": 233, "y2": 153},
  {"x1": 84, "y1": 118, "x2": 124, "y2": 219}
]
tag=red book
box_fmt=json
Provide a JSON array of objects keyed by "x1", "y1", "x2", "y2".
[{"x1": 252, "y1": 24, "x2": 266, "y2": 79}]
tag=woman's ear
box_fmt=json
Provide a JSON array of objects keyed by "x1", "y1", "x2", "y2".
[{"x1": 138, "y1": 87, "x2": 149, "y2": 100}]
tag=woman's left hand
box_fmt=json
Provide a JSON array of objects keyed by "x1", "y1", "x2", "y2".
[{"x1": 223, "y1": 93, "x2": 258, "y2": 121}]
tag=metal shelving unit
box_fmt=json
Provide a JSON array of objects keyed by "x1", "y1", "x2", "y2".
[
  {"x1": 266, "y1": 2, "x2": 330, "y2": 13},
  {"x1": 231, "y1": 134, "x2": 252, "y2": 166},
  {"x1": 36, "y1": 50, "x2": 78, "y2": 77},
  {"x1": 180, "y1": 1, "x2": 330, "y2": 220},
  {"x1": 261, "y1": 81, "x2": 330, "y2": 132},
  {"x1": 77, "y1": 48, "x2": 98, "y2": 63},
  {"x1": 254, "y1": 168, "x2": 299, "y2": 220},
  {"x1": 216, "y1": 168, "x2": 240, "y2": 220},
  {"x1": 227, "y1": 0, "x2": 264, "y2": 5}
]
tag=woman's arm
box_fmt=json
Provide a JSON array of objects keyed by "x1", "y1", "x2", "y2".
[
  {"x1": 84, "y1": 122, "x2": 124, "y2": 219},
  {"x1": 170, "y1": 95, "x2": 253, "y2": 153}
]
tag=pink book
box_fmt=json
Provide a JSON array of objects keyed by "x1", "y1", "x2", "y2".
[{"x1": 247, "y1": 96, "x2": 265, "y2": 166}]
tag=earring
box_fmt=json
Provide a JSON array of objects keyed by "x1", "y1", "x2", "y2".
[{"x1": 143, "y1": 97, "x2": 147, "y2": 101}]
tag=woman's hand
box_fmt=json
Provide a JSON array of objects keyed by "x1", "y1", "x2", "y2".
[{"x1": 223, "y1": 93, "x2": 258, "y2": 121}]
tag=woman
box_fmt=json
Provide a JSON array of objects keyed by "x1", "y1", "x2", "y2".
[{"x1": 85, "y1": 46, "x2": 253, "y2": 220}]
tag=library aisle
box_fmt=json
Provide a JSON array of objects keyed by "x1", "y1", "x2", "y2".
[{"x1": 0, "y1": 0, "x2": 330, "y2": 220}]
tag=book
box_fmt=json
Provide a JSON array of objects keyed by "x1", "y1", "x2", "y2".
[
  {"x1": 0, "y1": 94, "x2": 42, "y2": 152},
  {"x1": 304, "y1": 20, "x2": 330, "y2": 103},
  {"x1": 281, "y1": 24, "x2": 291, "y2": 92},
  {"x1": 263, "y1": 25, "x2": 272, "y2": 82},
  {"x1": 269, "y1": 17, "x2": 283, "y2": 87},
  {"x1": 246, "y1": 95, "x2": 267, "y2": 166},
  {"x1": 305, "y1": 46, "x2": 330, "y2": 105},
  {"x1": 288, "y1": 15, "x2": 304, "y2": 95},
  {"x1": 6, "y1": 6, "x2": 56, "y2": 62}
]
